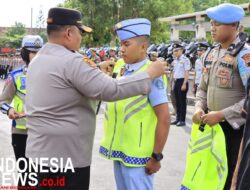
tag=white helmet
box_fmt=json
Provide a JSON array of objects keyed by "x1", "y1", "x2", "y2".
[{"x1": 21, "y1": 35, "x2": 43, "y2": 52}]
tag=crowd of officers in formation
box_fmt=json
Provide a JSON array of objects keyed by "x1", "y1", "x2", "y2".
[
  {"x1": 0, "y1": 54, "x2": 24, "y2": 79},
  {"x1": 1, "y1": 3, "x2": 250, "y2": 190}
]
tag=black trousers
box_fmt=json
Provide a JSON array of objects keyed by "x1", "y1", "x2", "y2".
[
  {"x1": 219, "y1": 121, "x2": 243, "y2": 190},
  {"x1": 12, "y1": 134, "x2": 29, "y2": 188},
  {"x1": 173, "y1": 78, "x2": 188, "y2": 122},
  {"x1": 36, "y1": 166, "x2": 90, "y2": 190}
]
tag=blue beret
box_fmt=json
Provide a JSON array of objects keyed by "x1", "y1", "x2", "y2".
[
  {"x1": 206, "y1": 3, "x2": 245, "y2": 24},
  {"x1": 114, "y1": 18, "x2": 151, "y2": 41}
]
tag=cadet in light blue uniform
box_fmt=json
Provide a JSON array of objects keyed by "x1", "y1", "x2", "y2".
[
  {"x1": 171, "y1": 43, "x2": 191, "y2": 126},
  {"x1": 100, "y1": 18, "x2": 170, "y2": 190},
  {"x1": 193, "y1": 42, "x2": 209, "y2": 96},
  {"x1": 123, "y1": 62, "x2": 167, "y2": 107},
  {"x1": 192, "y1": 3, "x2": 250, "y2": 190}
]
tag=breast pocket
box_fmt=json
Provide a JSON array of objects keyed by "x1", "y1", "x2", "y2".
[
  {"x1": 215, "y1": 66, "x2": 233, "y2": 88},
  {"x1": 202, "y1": 67, "x2": 209, "y2": 85}
]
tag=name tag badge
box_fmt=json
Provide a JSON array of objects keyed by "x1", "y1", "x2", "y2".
[{"x1": 20, "y1": 77, "x2": 26, "y2": 90}]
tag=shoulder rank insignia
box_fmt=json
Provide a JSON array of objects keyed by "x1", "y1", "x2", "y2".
[{"x1": 83, "y1": 57, "x2": 96, "y2": 67}]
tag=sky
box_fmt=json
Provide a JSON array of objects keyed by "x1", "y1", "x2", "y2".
[{"x1": 0, "y1": 0, "x2": 65, "y2": 27}]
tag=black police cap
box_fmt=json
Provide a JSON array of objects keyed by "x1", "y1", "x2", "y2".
[
  {"x1": 47, "y1": 7, "x2": 92, "y2": 33},
  {"x1": 197, "y1": 42, "x2": 209, "y2": 51},
  {"x1": 173, "y1": 43, "x2": 183, "y2": 49}
]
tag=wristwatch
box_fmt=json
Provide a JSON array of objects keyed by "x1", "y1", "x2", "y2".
[{"x1": 151, "y1": 153, "x2": 164, "y2": 161}]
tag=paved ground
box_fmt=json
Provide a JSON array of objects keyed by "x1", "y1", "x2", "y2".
[{"x1": 0, "y1": 80, "x2": 195, "y2": 190}]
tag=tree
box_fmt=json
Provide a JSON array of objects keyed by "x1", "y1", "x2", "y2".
[
  {"x1": 6, "y1": 22, "x2": 26, "y2": 37},
  {"x1": 0, "y1": 22, "x2": 26, "y2": 48},
  {"x1": 36, "y1": 7, "x2": 45, "y2": 32},
  {"x1": 63, "y1": 0, "x2": 194, "y2": 46}
]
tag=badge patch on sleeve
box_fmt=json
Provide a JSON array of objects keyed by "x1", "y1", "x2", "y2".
[
  {"x1": 20, "y1": 77, "x2": 26, "y2": 90},
  {"x1": 155, "y1": 79, "x2": 164, "y2": 89},
  {"x1": 242, "y1": 53, "x2": 250, "y2": 67},
  {"x1": 238, "y1": 51, "x2": 250, "y2": 88}
]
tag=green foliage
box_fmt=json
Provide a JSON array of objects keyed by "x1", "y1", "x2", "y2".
[
  {"x1": 37, "y1": 31, "x2": 48, "y2": 44},
  {"x1": 63, "y1": 0, "x2": 195, "y2": 46},
  {"x1": 6, "y1": 22, "x2": 26, "y2": 37},
  {"x1": 1, "y1": 0, "x2": 248, "y2": 48},
  {"x1": 0, "y1": 22, "x2": 26, "y2": 48}
]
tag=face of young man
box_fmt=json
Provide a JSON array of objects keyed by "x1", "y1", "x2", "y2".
[
  {"x1": 150, "y1": 54, "x2": 158, "y2": 62},
  {"x1": 109, "y1": 50, "x2": 116, "y2": 57},
  {"x1": 120, "y1": 37, "x2": 147, "y2": 64},
  {"x1": 173, "y1": 48, "x2": 183, "y2": 59},
  {"x1": 210, "y1": 20, "x2": 237, "y2": 44},
  {"x1": 197, "y1": 49, "x2": 206, "y2": 57}
]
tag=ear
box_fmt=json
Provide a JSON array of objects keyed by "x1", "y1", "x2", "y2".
[
  {"x1": 141, "y1": 41, "x2": 148, "y2": 52},
  {"x1": 65, "y1": 27, "x2": 72, "y2": 40}
]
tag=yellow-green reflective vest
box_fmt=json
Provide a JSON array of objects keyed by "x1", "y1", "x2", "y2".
[
  {"x1": 163, "y1": 74, "x2": 168, "y2": 88},
  {"x1": 12, "y1": 69, "x2": 27, "y2": 130},
  {"x1": 112, "y1": 58, "x2": 168, "y2": 86},
  {"x1": 100, "y1": 61, "x2": 161, "y2": 167},
  {"x1": 181, "y1": 123, "x2": 228, "y2": 190},
  {"x1": 113, "y1": 58, "x2": 125, "y2": 77}
]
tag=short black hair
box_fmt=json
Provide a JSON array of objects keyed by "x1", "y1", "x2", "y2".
[
  {"x1": 47, "y1": 25, "x2": 71, "y2": 36},
  {"x1": 135, "y1": 35, "x2": 150, "y2": 46}
]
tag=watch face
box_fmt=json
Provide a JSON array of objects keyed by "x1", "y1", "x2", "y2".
[{"x1": 152, "y1": 153, "x2": 163, "y2": 161}]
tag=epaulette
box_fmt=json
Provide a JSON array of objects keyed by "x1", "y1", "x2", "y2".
[
  {"x1": 228, "y1": 41, "x2": 246, "y2": 57},
  {"x1": 83, "y1": 57, "x2": 96, "y2": 67}
]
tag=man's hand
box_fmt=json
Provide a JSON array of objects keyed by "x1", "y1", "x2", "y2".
[
  {"x1": 145, "y1": 158, "x2": 161, "y2": 175},
  {"x1": 146, "y1": 60, "x2": 167, "y2": 79},
  {"x1": 192, "y1": 108, "x2": 205, "y2": 124},
  {"x1": 99, "y1": 61, "x2": 115, "y2": 75},
  {"x1": 181, "y1": 84, "x2": 187, "y2": 91},
  {"x1": 201, "y1": 111, "x2": 225, "y2": 126},
  {"x1": 7, "y1": 108, "x2": 25, "y2": 120}
]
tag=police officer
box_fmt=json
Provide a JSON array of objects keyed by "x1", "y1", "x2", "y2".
[
  {"x1": 100, "y1": 18, "x2": 170, "y2": 190},
  {"x1": 0, "y1": 35, "x2": 43, "y2": 188},
  {"x1": 193, "y1": 42, "x2": 209, "y2": 96},
  {"x1": 25, "y1": 7, "x2": 167, "y2": 190},
  {"x1": 90, "y1": 48, "x2": 101, "y2": 64},
  {"x1": 149, "y1": 51, "x2": 159, "y2": 62},
  {"x1": 192, "y1": 3, "x2": 250, "y2": 190},
  {"x1": 108, "y1": 47, "x2": 118, "y2": 62},
  {"x1": 171, "y1": 43, "x2": 191, "y2": 126}
]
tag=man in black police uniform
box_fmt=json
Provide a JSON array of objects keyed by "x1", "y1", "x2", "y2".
[{"x1": 171, "y1": 43, "x2": 191, "y2": 126}]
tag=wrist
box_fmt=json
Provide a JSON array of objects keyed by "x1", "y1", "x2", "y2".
[
  {"x1": 146, "y1": 69, "x2": 155, "y2": 80},
  {"x1": 151, "y1": 152, "x2": 163, "y2": 162},
  {"x1": 7, "y1": 107, "x2": 13, "y2": 116},
  {"x1": 218, "y1": 111, "x2": 225, "y2": 121}
]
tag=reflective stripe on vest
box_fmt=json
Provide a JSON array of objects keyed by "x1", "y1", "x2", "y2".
[
  {"x1": 12, "y1": 69, "x2": 27, "y2": 130},
  {"x1": 181, "y1": 123, "x2": 228, "y2": 190},
  {"x1": 100, "y1": 60, "x2": 162, "y2": 167}
]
